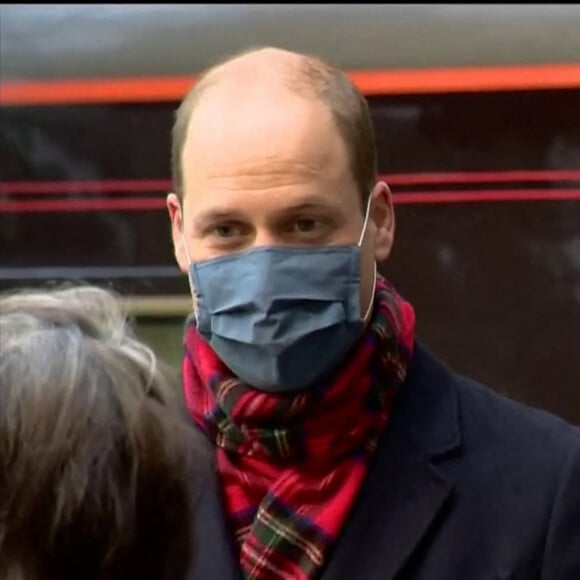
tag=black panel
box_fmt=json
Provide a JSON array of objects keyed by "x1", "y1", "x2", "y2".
[{"x1": 1, "y1": 89, "x2": 580, "y2": 422}]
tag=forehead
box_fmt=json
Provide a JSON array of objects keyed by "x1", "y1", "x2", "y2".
[{"x1": 180, "y1": 86, "x2": 357, "y2": 213}]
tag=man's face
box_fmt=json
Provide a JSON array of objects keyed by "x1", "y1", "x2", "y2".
[{"x1": 167, "y1": 85, "x2": 394, "y2": 317}]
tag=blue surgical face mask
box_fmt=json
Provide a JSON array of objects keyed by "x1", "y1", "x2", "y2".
[{"x1": 183, "y1": 197, "x2": 376, "y2": 393}]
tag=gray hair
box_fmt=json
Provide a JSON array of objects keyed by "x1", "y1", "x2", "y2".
[{"x1": 0, "y1": 285, "x2": 195, "y2": 580}]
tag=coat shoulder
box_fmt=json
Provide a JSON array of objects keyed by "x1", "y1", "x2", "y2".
[
  {"x1": 453, "y1": 367, "x2": 580, "y2": 458},
  {"x1": 406, "y1": 343, "x2": 580, "y2": 469}
]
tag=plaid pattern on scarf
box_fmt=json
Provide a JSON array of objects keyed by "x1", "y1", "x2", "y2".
[{"x1": 183, "y1": 276, "x2": 415, "y2": 580}]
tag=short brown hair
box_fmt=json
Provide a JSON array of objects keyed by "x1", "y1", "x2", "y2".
[
  {"x1": 0, "y1": 285, "x2": 196, "y2": 580},
  {"x1": 171, "y1": 47, "x2": 377, "y2": 209}
]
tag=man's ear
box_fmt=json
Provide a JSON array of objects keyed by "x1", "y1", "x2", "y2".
[
  {"x1": 370, "y1": 181, "x2": 395, "y2": 263},
  {"x1": 166, "y1": 192, "x2": 189, "y2": 274}
]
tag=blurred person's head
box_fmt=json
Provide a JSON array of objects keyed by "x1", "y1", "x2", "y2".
[
  {"x1": 0, "y1": 285, "x2": 195, "y2": 580},
  {"x1": 167, "y1": 46, "x2": 395, "y2": 321}
]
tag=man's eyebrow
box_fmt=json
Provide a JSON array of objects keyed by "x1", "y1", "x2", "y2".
[
  {"x1": 274, "y1": 200, "x2": 343, "y2": 219},
  {"x1": 192, "y1": 196, "x2": 342, "y2": 228},
  {"x1": 283, "y1": 201, "x2": 331, "y2": 211},
  {"x1": 192, "y1": 209, "x2": 245, "y2": 229},
  {"x1": 277, "y1": 195, "x2": 341, "y2": 212}
]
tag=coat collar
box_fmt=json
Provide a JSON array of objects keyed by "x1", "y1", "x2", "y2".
[
  {"x1": 389, "y1": 341, "x2": 462, "y2": 459},
  {"x1": 320, "y1": 342, "x2": 462, "y2": 580}
]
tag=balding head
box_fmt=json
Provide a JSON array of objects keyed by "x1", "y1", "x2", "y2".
[
  {"x1": 171, "y1": 46, "x2": 377, "y2": 206},
  {"x1": 195, "y1": 46, "x2": 307, "y2": 88}
]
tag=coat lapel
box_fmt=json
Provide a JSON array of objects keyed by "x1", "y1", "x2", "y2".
[
  {"x1": 321, "y1": 344, "x2": 462, "y2": 580},
  {"x1": 185, "y1": 438, "x2": 241, "y2": 580}
]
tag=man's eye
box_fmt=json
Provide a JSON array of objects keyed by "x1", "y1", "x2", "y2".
[
  {"x1": 294, "y1": 218, "x2": 319, "y2": 233},
  {"x1": 213, "y1": 224, "x2": 238, "y2": 238}
]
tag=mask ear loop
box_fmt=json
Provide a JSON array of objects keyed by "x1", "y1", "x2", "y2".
[
  {"x1": 358, "y1": 194, "x2": 377, "y2": 321},
  {"x1": 357, "y1": 194, "x2": 373, "y2": 247},
  {"x1": 183, "y1": 240, "x2": 197, "y2": 300},
  {"x1": 179, "y1": 208, "x2": 197, "y2": 300}
]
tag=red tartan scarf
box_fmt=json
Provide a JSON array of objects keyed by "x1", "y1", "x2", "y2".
[{"x1": 183, "y1": 276, "x2": 415, "y2": 580}]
